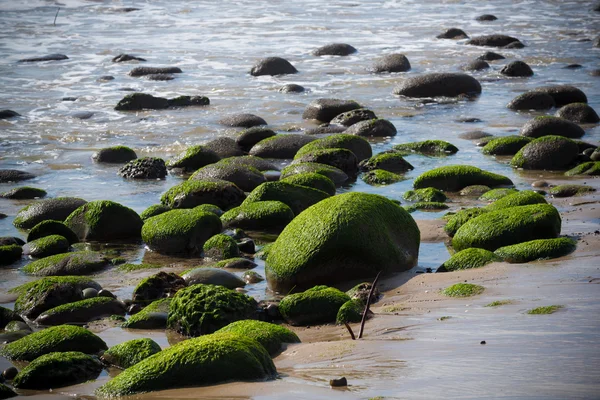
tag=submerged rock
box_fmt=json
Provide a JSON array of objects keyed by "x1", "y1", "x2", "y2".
[
  {"x1": 507, "y1": 92, "x2": 555, "y2": 110},
  {"x1": 129, "y1": 66, "x2": 182, "y2": 77},
  {"x1": 313, "y1": 43, "x2": 357, "y2": 56},
  {"x1": 436, "y1": 28, "x2": 468, "y2": 39},
  {"x1": 393, "y1": 73, "x2": 482, "y2": 98},
  {"x1": 118, "y1": 157, "x2": 167, "y2": 179},
  {"x1": 466, "y1": 34, "x2": 522, "y2": 47},
  {"x1": 250, "y1": 57, "x2": 297, "y2": 76},
  {"x1": 370, "y1": 53, "x2": 411, "y2": 73},
  {"x1": 18, "y1": 54, "x2": 68, "y2": 63},
  {"x1": 35, "y1": 297, "x2": 126, "y2": 326},
  {"x1": 0, "y1": 169, "x2": 34, "y2": 183},
  {"x1": 477, "y1": 51, "x2": 505, "y2": 61},
  {"x1": 114, "y1": 93, "x2": 169, "y2": 111},
  {"x1": 0, "y1": 109, "x2": 20, "y2": 119},
  {"x1": 218, "y1": 113, "x2": 267, "y2": 128},
  {"x1": 112, "y1": 54, "x2": 146, "y2": 62}
]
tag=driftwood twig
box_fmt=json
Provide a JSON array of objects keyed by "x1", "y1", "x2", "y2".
[
  {"x1": 343, "y1": 322, "x2": 356, "y2": 340},
  {"x1": 54, "y1": 8, "x2": 60, "y2": 26},
  {"x1": 358, "y1": 271, "x2": 381, "y2": 339}
]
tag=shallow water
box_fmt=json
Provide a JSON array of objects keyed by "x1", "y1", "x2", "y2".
[{"x1": 0, "y1": 0, "x2": 599, "y2": 398}]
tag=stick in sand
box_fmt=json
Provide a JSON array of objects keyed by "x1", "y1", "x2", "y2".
[{"x1": 358, "y1": 271, "x2": 381, "y2": 339}]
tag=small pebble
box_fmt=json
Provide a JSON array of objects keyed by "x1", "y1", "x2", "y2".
[
  {"x1": 330, "y1": 377, "x2": 348, "y2": 387},
  {"x1": 3, "y1": 367, "x2": 18, "y2": 380},
  {"x1": 532, "y1": 180, "x2": 549, "y2": 188},
  {"x1": 480, "y1": 340, "x2": 486, "y2": 345}
]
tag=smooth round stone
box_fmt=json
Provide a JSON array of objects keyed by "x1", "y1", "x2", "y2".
[
  {"x1": 82, "y1": 288, "x2": 99, "y2": 299},
  {"x1": 98, "y1": 289, "x2": 116, "y2": 299},
  {"x1": 532, "y1": 180, "x2": 549, "y2": 188},
  {"x1": 3, "y1": 367, "x2": 18, "y2": 380}
]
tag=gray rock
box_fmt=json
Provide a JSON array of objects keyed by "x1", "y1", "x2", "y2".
[
  {"x1": 370, "y1": 54, "x2": 411, "y2": 73},
  {"x1": 555, "y1": 103, "x2": 600, "y2": 123},
  {"x1": 118, "y1": 157, "x2": 167, "y2": 179},
  {"x1": 302, "y1": 98, "x2": 362, "y2": 122},
  {"x1": 462, "y1": 60, "x2": 490, "y2": 71},
  {"x1": 219, "y1": 113, "x2": 267, "y2": 128},
  {"x1": 115, "y1": 93, "x2": 169, "y2": 111},
  {"x1": 0, "y1": 169, "x2": 34, "y2": 183},
  {"x1": 204, "y1": 137, "x2": 245, "y2": 158},
  {"x1": 182, "y1": 267, "x2": 246, "y2": 289},
  {"x1": 129, "y1": 66, "x2": 182, "y2": 77},
  {"x1": 507, "y1": 92, "x2": 555, "y2": 110},
  {"x1": 500, "y1": 61, "x2": 533, "y2": 77},
  {"x1": 466, "y1": 34, "x2": 523, "y2": 47},
  {"x1": 0, "y1": 187, "x2": 46, "y2": 199},
  {"x1": 250, "y1": 57, "x2": 297, "y2": 76},
  {"x1": 330, "y1": 108, "x2": 377, "y2": 127},
  {"x1": 92, "y1": 146, "x2": 137, "y2": 163},
  {"x1": 313, "y1": 43, "x2": 357, "y2": 56},
  {"x1": 520, "y1": 116, "x2": 585, "y2": 139},
  {"x1": 533, "y1": 85, "x2": 588, "y2": 106},
  {"x1": 236, "y1": 127, "x2": 277, "y2": 152},
  {"x1": 476, "y1": 14, "x2": 497, "y2": 21},
  {"x1": 393, "y1": 73, "x2": 482, "y2": 98},
  {"x1": 436, "y1": 28, "x2": 468, "y2": 39},
  {"x1": 0, "y1": 110, "x2": 20, "y2": 119},
  {"x1": 146, "y1": 73, "x2": 174, "y2": 81},
  {"x1": 279, "y1": 84, "x2": 305, "y2": 93},
  {"x1": 344, "y1": 118, "x2": 397, "y2": 137},
  {"x1": 13, "y1": 197, "x2": 87, "y2": 230},
  {"x1": 477, "y1": 51, "x2": 505, "y2": 61},
  {"x1": 249, "y1": 134, "x2": 316, "y2": 159}
]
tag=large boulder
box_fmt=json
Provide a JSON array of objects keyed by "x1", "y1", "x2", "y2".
[
  {"x1": 533, "y1": 85, "x2": 587, "y2": 107},
  {"x1": 249, "y1": 134, "x2": 316, "y2": 159},
  {"x1": 190, "y1": 164, "x2": 266, "y2": 192},
  {"x1": 216, "y1": 320, "x2": 300, "y2": 356},
  {"x1": 466, "y1": 34, "x2": 523, "y2": 47},
  {"x1": 370, "y1": 53, "x2": 411, "y2": 73},
  {"x1": 35, "y1": 297, "x2": 126, "y2": 326},
  {"x1": 452, "y1": 204, "x2": 561, "y2": 251},
  {"x1": 278, "y1": 285, "x2": 351, "y2": 325},
  {"x1": 500, "y1": 61, "x2": 533, "y2": 77},
  {"x1": 507, "y1": 91, "x2": 554, "y2": 110},
  {"x1": 114, "y1": 93, "x2": 169, "y2": 111},
  {"x1": 511, "y1": 135, "x2": 579, "y2": 170},
  {"x1": 13, "y1": 197, "x2": 87, "y2": 230},
  {"x1": 166, "y1": 145, "x2": 221, "y2": 172},
  {"x1": 0, "y1": 169, "x2": 35, "y2": 183},
  {"x1": 236, "y1": 127, "x2": 277, "y2": 152},
  {"x1": 266, "y1": 193, "x2": 419, "y2": 292},
  {"x1": 101, "y1": 338, "x2": 162, "y2": 369},
  {"x1": 520, "y1": 116, "x2": 585, "y2": 139},
  {"x1": 413, "y1": 165, "x2": 513, "y2": 191},
  {"x1": 302, "y1": 99, "x2": 361, "y2": 122},
  {"x1": 64, "y1": 200, "x2": 142, "y2": 241},
  {"x1": 242, "y1": 181, "x2": 329, "y2": 215},
  {"x1": 313, "y1": 43, "x2": 357, "y2": 56},
  {"x1": 118, "y1": 157, "x2": 167, "y2": 179},
  {"x1": 281, "y1": 173, "x2": 336, "y2": 196},
  {"x1": 122, "y1": 298, "x2": 170, "y2": 329},
  {"x1": 181, "y1": 267, "x2": 245, "y2": 289},
  {"x1": 221, "y1": 201, "x2": 295, "y2": 231},
  {"x1": 22, "y1": 251, "x2": 109, "y2": 276},
  {"x1": 161, "y1": 179, "x2": 245, "y2": 210},
  {"x1": 393, "y1": 73, "x2": 482, "y2": 98},
  {"x1": 95, "y1": 332, "x2": 275, "y2": 397},
  {"x1": 250, "y1": 57, "x2": 297, "y2": 76},
  {"x1": 555, "y1": 103, "x2": 600, "y2": 123}
]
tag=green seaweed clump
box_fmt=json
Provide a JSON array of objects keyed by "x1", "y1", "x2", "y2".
[
  {"x1": 548, "y1": 184, "x2": 596, "y2": 198},
  {"x1": 361, "y1": 169, "x2": 404, "y2": 186},
  {"x1": 527, "y1": 305, "x2": 563, "y2": 314},
  {"x1": 494, "y1": 237, "x2": 577, "y2": 263},
  {"x1": 279, "y1": 286, "x2": 350, "y2": 326},
  {"x1": 479, "y1": 188, "x2": 519, "y2": 201},
  {"x1": 140, "y1": 204, "x2": 170, "y2": 220},
  {"x1": 486, "y1": 190, "x2": 547, "y2": 210},
  {"x1": 443, "y1": 208, "x2": 488, "y2": 237},
  {"x1": 117, "y1": 262, "x2": 163, "y2": 272},
  {"x1": 0, "y1": 244, "x2": 22, "y2": 266},
  {"x1": 442, "y1": 283, "x2": 485, "y2": 297},
  {"x1": 485, "y1": 300, "x2": 513, "y2": 307},
  {"x1": 122, "y1": 298, "x2": 171, "y2": 329},
  {"x1": 0, "y1": 324, "x2": 107, "y2": 361},
  {"x1": 439, "y1": 248, "x2": 501, "y2": 272},
  {"x1": 392, "y1": 140, "x2": 458, "y2": 156},
  {"x1": 27, "y1": 219, "x2": 78, "y2": 244},
  {"x1": 336, "y1": 299, "x2": 364, "y2": 324},
  {"x1": 95, "y1": 332, "x2": 276, "y2": 397},
  {"x1": 166, "y1": 145, "x2": 221, "y2": 172},
  {"x1": 564, "y1": 161, "x2": 600, "y2": 176},
  {"x1": 203, "y1": 234, "x2": 240, "y2": 260},
  {"x1": 242, "y1": 181, "x2": 329, "y2": 215},
  {"x1": 413, "y1": 165, "x2": 513, "y2": 191},
  {"x1": 35, "y1": 297, "x2": 125, "y2": 326},
  {"x1": 101, "y1": 338, "x2": 162, "y2": 369},
  {"x1": 216, "y1": 319, "x2": 300, "y2": 356},
  {"x1": 281, "y1": 172, "x2": 336, "y2": 196},
  {"x1": 220, "y1": 201, "x2": 295, "y2": 232},
  {"x1": 403, "y1": 187, "x2": 447, "y2": 203}
]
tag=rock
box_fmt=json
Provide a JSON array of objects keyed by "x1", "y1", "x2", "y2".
[
  {"x1": 22, "y1": 235, "x2": 70, "y2": 258},
  {"x1": 236, "y1": 238, "x2": 255, "y2": 254},
  {"x1": 500, "y1": 61, "x2": 533, "y2": 77},
  {"x1": 82, "y1": 288, "x2": 98, "y2": 299},
  {"x1": 161, "y1": 180, "x2": 245, "y2": 210},
  {"x1": 0, "y1": 237, "x2": 24, "y2": 246},
  {"x1": 0, "y1": 306, "x2": 23, "y2": 330},
  {"x1": 336, "y1": 299, "x2": 365, "y2": 323},
  {"x1": 0, "y1": 169, "x2": 35, "y2": 183},
  {"x1": 250, "y1": 57, "x2": 297, "y2": 76},
  {"x1": 413, "y1": 165, "x2": 513, "y2": 191},
  {"x1": 13, "y1": 197, "x2": 86, "y2": 230},
  {"x1": 71, "y1": 111, "x2": 94, "y2": 120},
  {"x1": 167, "y1": 145, "x2": 220, "y2": 172},
  {"x1": 296, "y1": 133, "x2": 372, "y2": 161},
  {"x1": 18, "y1": 54, "x2": 68, "y2": 63},
  {"x1": 533, "y1": 85, "x2": 587, "y2": 106},
  {"x1": 242, "y1": 181, "x2": 329, "y2": 215},
  {"x1": 548, "y1": 184, "x2": 596, "y2": 197},
  {"x1": 182, "y1": 268, "x2": 245, "y2": 289},
  {"x1": 520, "y1": 116, "x2": 585, "y2": 139},
  {"x1": 279, "y1": 286, "x2": 350, "y2": 325},
  {"x1": 35, "y1": 297, "x2": 125, "y2": 326},
  {"x1": 118, "y1": 157, "x2": 167, "y2": 179},
  {"x1": 477, "y1": 51, "x2": 505, "y2": 61},
  {"x1": 346, "y1": 282, "x2": 380, "y2": 304},
  {"x1": 142, "y1": 209, "x2": 222, "y2": 255},
  {"x1": 279, "y1": 84, "x2": 305, "y2": 93},
  {"x1": 452, "y1": 203, "x2": 561, "y2": 251},
  {"x1": 302, "y1": 99, "x2": 362, "y2": 122},
  {"x1": 92, "y1": 146, "x2": 137, "y2": 163},
  {"x1": 330, "y1": 109, "x2": 378, "y2": 127},
  {"x1": 479, "y1": 188, "x2": 519, "y2": 201},
  {"x1": 216, "y1": 320, "x2": 300, "y2": 356},
  {"x1": 140, "y1": 204, "x2": 170, "y2": 220},
  {"x1": 344, "y1": 118, "x2": 397, "y2": 137},
  {"x1": 565, "y1": 161, "x2": 600, "y2": 176},
  {"x1": 482, "y1": 135, "x2": 532, "y2": 155},
  {"x1": 361, "y1": 169, "x2": 404, "y2": 186},
  {"x1": 215, "y1": 156, "x2": 279, "y2": 172},
  {"x1": 249, "y1": 134, "x2": 316, "y2": 159},
  {"x1": 393, "y1": 73, "x2": 482, "y2": 98},
  {"x1": 221, "y1": 201, "x2": 295, "y2": 231},
  {"x1": 147, "y1": 73, "x2": 174, "y2": 81},
  {"x1": 330, "y1": 377, "x2": 348, "y2": 387},
  {"x1": 511, "y1": 135, "x2": 579, "y2": 170},
  {"x1": 236, "y1": 127, "x2": 277, "y2": 152},
  {"x1": 101, "y1": 338, "x2": 161, "y2": 369},
  {"x1": 27, "y1": 220, "x2": 78, "y2": 244},
  {"x1": 114, "y1": 93, "x2": 169, "y2": 111},
  {"x1": 0, "y1": 325, "x2": 107, "y2": 361},
  {"x1": 460, "y1": 185, "x2": 491, "y2": 196},
  {"x1": 438, "y1": 248, "x2": 500, "y2": 272},
  {"x1": 97, "y1": 289, "x2": 116, "y2": 298},
  {"x1": 219, "y1": 113, "x2": 267, "y2": 128},
  {"x1": 95, "y1": 332, "x2": 275, "y2": 397},
  {"x1": 466, "y1": 34, "x2": 522, "y2": 47},
  {"x1": 281, "y1": 173, "x2": 336, "y2": 196},
  {"x1": 281, "y1": 162, "x2": 348, "y2": 186},
  {"x1": 0, "y1": 245, "x2": 22, "y2": 265},
  {"x1": 370, "y1": 54, "x2": 411, "y2": 73},
  {"x1": 436, "y1": 28, "x2": 468, "y2": 39},
  {"x1": 476, "y1": 14, "x2": 497, "y2": 21},
  {"x1": 555, "y1": 103, "x2": 600, "y2": 123},
  {"x1": 494, "y1": 237, "x2": 577, "y2": 263},
  {"x1": 112, "y1": 54, "x2": 146, "y2": 62},
  {"x1": 132, "y1": 272, "x2": 186, "y2": 305},
  {"x1": 293, "y1": 148, "x2": 359, "y2": 177},
  {"x1": 215, "y1": 257, "x2": 257, "y2": 270},
  {"x1": 0, "y1": 110, "x2": 20, "y2": 120},
  {"x1": 266, "y1": 193, "x2": 419, "y2": 292},
  {"x1": 22, "y1": 251, "x2": 109, "y2": 276},
  {"x1": 203, "y1": 234, "x2": 240, "y2": 260},
  {"x1": 0, "y1": 331, "x2": 30, "y2": 344},
  {"x1": 3, "y1": 321, "x2": 30, "y2": 332},
  {"x1": 190, "y1": 164, "x2": 265, "y2": 192},
  {"x1": 64, "y1": 200, "x2": 142, "y2": 241},
  {"x1": 129, "y1": 67, "x2": 182, "y2": 77},
  {"x1": 403, "y1": 187, "x2": 447, "y2": 202},
  {"x1": 13, "y1": 351, "x2": 103, "y2": 390},
  {"x1": 486, "y1": 190, "x2": 548, "y2": 211},
  {"x1": 305, "y1": 123, "x2": 348, "y2": 135},
  {"x1": 359, "y1": 152, "x2": 414, "y2": 173},
  {"x1": 2, "y1": 368, "x2": 18, "y2": 381},
  {"x1": 12, "y1": 276, "x2": 101, "y2": 319},
  {"x1": 243, "y1": 271, "x2": 264, "y2": 284},
  {"x1": 462, "y1": 60, "x2": 490, "y2": 71},
  {"x1": 392, "y1": 140, "x2": 459, "y2": 156},
  {"x1": 122, "y1": 298, "x2": 170, "y2": 329},
  {"x1": 167, "y1": 95, "x2": 210, "y2": 107},
  {"x1": 507, "y1": 91, "x2": 554, "y2": 110},
  {"x1": 203, "y1": 137, "x2": 244, "y2": 158},
  {"x1": 459, "y1": 131, "x2": 493, "y2": 140},
  {"x1": 167, "y1": 284, "x2": 257, "y2": 336},
  {"x1": 313, "y1": 43, "x2": 357, "y2": 56}
]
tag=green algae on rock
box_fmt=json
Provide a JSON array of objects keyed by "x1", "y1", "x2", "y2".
[
  {"x1": 452, "y1": 204, "x2": 561, "y2": 252},
  {"x1": 203, "y1": 234, "x2": 240, "y2": 260},
  {"x1": 404, "y1": 202, "x2": 449, "y2": 213},
  {"x1": 413, "y1": 165, "x2": 513, "y2": 191},
  {"x1": 266, "y1": 192, "x2": 419, "y2": 292},
  {"x1": 166, "y1": 145, "x2": 221, "y2": 172},
  {"x1": 392, "y1": 140, "x2": 459, "y2": 156},
  {"x1": 292, "y1": 148, "x2": 359, "y2": 177},
  {"x1": 167, "y1": 284, "x2": 257, "y2": 337},
  {"x1": 281, "y1": 172, "x2": 336, "y2": 196},
  {"x1": 140, "y1": 204, "x2": 170, "y2": 220},
  {"x1": 35, "y1": 297, "x2": 126, "y2": 326},
  {"x1": 443, "y1": 208, "x2": 488, "y2": 237},
  {"x1": 438, "y1": 248, "x2": 501, "y2": 272},
  {"x1": 195, "y1": 203, "x2": 224, "y2": 216},
  {"x1": 27, "y1": 219, "x2": 79, "y2": 244},
  {"x1": 0, "y1": 186, "x2": 47, "y2": 200},
  {"x1": 527, "y1": 305, "x2": 563, "y2": 315},
  {"x1": 494, "y1": 237, "x2": 577, "y2": 263},
  {"x1": 132, "y1": 272, "x2": 185, "y2": 304},
  {"x1": 95, "y1": 332, "x2": 276, "y2": 397},
  {"x1": 190, "y1": 163, "x2": 266, "y2": 192},
  {"x1": 13, "y1": 351, "x2": 103, "y2": 389},
  {"x1": 295, "y1": 134, "x2": 372, "y2": 161},
  {"x1": 215, "y1": 257, "x2": 257, "y2": 270},
  {"x1": 280, "y1": 162, "x2": 349, "y2": 186},
  {"x1": 64, "y1": 200, "x2": 143, "y2": 241},
  {"x1": 13, "y1": 197, "x2": 87, "y2": 230},
  {"x1": 22, "y1": 251, "x2": 108, "y2": 276},
  {"x1": 510, "y1": 135, "x2": 579, "y2": 170},
  {"x1": 403, "y1": 187, "x2": 447, "y2": 203},
  {"x1": 361, "y1": 169, "x2": 404, "y2": 186},
  {"x1": 359, "y1": 152, "x2": 414, "y2": 173},
  {"x1": 142, "y1": 208, "x2": 222, "y2": 255},
  {"x1": 548, "y1": 184, "x2": 596, "y2": 197},
  {"x1": 242, "y1": 181, "x2": 329, "y2": 216},
  {"x1": 116, "y1": 262, "x2": 163, "y2": 272},
  {"x1": 442, "y1": 283, "x2": 485, "y2": 297},
  {"x1": 161, "y1": 179, "x2": 246, "y2": 210},
  {"x1": 486, "y1": 190, "x2": 547, "y2": 210},
  {"x1": 0, "y1": 383, "x2": 16, "y2": 399},
  {"x1": 101, "y1": 338, "x2": 162, "y2": 369},
  {"x1": 0, "y1": 244, "x2": 22, "y2": 266},
  {"x1": 479, "y1": 188, "x2": 519, "y2": 201},
  {"x1": 279, "y1": 286, "x2": 351, "y2": 326},
  {"x1": 459, "y1": 185, "x2": 491, "y2": 197},
  {"x1": 122, "y1": 298, "x2": 171, "y2": 329},
  {"x1": 336, "y1": 298, "x2": 364, "y2": 324},
  {"x1": 481, "y1": 135, "x2": 532, "y2": 156},
  {"x1": 216, "y1": 319, "x2": 300, "y2": 356},
  {"x1": 22, "y1": 234, "x2": 70, "y2": 258},
  {"x1": 92, "y1": 145, "x2": 137, "y2": 163},
  {"x1": 221, "y1": 201, "x2": 295, "y2": 232},
  {"x1": 564, "y1": 161, "x2": 600, "y2": 176},
  {"x1": 0, "y1": 325, "x2": 107, "y2": 361}
]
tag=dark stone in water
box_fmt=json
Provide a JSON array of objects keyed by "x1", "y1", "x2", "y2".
[
  {"x1": 466, "y1": 34, "x2": 522, "y2": 47},
  {"x1": 313, "y1": 43, "x2": 357, "y2": 56},
  {"x1": 564, "y1": 64, "x2": 583, "y2": 69},
  {"x1": 0, "y1": 237, "x2": 25, "y2": 246},
  {"x1": 250, "y1": 57, "x2": 297, "y2": 76},
  {"x1": 1, "y1": 187, "x2": 46, "y2": 200},
  {"x1": 331, "y1": 108, "x2": 377, "y2": 127},
  {"x1": 13, "y1": 197, "x2": 88, "y2": 230},
  {"x1": 507, "y1": 92, "x2": 555, "y2": 110},
  {"x1": 97, "y1": 75, "x2": 115, "y2": 82},
  {"x1": 555, "y1": 103, "x2": 600, "y2": 123},
  {"x1": 128, "y1": 66, "x2": 182, "y2": 77},
  {"x1": 236, "y1": 127, "x2": 277, "y2": 152},
  {"x1": 0, "y1": 110, "x2": 20, "y2": 119},
  {"x1": 204, "y1": 137, "x2": 245, "y2": 158},
  {"x1": 61, "y1": 97, "x2": 77, "y2": 101},
  {"x1": 458, "y1": 131, "x2": 492, "y2": 140},
  {"x1": 370, "y1": 53, "x2": 411, "y2": 73},
  {"x1": 118, "y1": 157, "x2": 167, "y2": 179},
  {"x1": 146, "y1": 73, "x2": 174, "y2": 81},
  {"x1": 589, "y1": 69, "x2": 600, "y2": 76},
  {"x1": 393, "y1": 73, "x2": 482, "y2": 98},
  {"x1": 500, "y1": 61, "x2": 533, "y2": 77},
  {"x1": 533, "y1": 85, "x2": 588, "y2": 106},
  {"x1": 116, "y1": 7, "x2": 140, "y2": 12},
  {"x1": 476, "y1": 14, "x2": 497, "y2": 21},
  {"x1": 112, "y1": 54, "x2": 146, "y2": 63},
  {"x1": 462, "y1": 60, "x2": 489, "y2": 71},
  {"x1": 436, "y1": 28, "x2": 468, "y2": 39},
  {"x1": 219, "y1": 113, "x2": 267, "y2": 128},
  {"x1": 302, "y1": 98, "x2": 362, "y2": 122},
  {"x1": 455, "y1": 117, "x2": 482, "y2": 123},
  {"x1": 477, "y1": 51, "x2": 505, "y2": 61},
  {"x1": 92, "y1": 146, "x2": 137, "y2": 163},
  {"x1": 279, "y1": 83, "x2": 305, "y2": 93},
  {"x1": 18, "y1": 54, "x2": 68, "y2": 63},
  {"x1": 249, "y1": 134, "x2": 316, "y2": 159},
  {"x1": 71, "y1": 111, "x2": 94, "y2": 120},
  {"x1": 115, "y1": 93, "x2": 169, "y2": 111},
  {"x1": 305, "y1": 124, "x2": 347, "y2": 135},
  {"x1": 132, "y1": 272, "x2": 186, "y2": 304},
  {"x1": 329, "y1": 377, "x2": 347, "y2": 387},
  {"x1": 520, "y1": 116, "x2": 584, "y2": 139},
  {"x1": 503, "y1": 41, "x2": 525, "y2": 49},
  {"x1": 167, "y1": 95, "x2": 210, "y2": 107},
  {"x1": 3, "y1": 367, "x2": 18, "y2": 380},
  {"x1": 344, "y1": 118, "x2": 397, "y2": 137}
]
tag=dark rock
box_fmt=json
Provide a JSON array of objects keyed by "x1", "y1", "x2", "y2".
[
  {"x1": 115, "y1": 93, "x2": 169, "y2": 111},
  {"x1": 344, "y1": 118, "x2": 397, "y2": 137},
  {"x1": 204, "y1": 137, "x2": 245, "y2": 158},
  {"x1": 477, "y1": 51, "x2": 505, "y2": 61},
  {"x1": 1, "y1": 187, "x2": 46, "y2": 199},
  {"x1": 112, "y1": 54, "x2": 146, "y2": 63},
  {"x1": 511, "y1": 136, "x2": 580, "y2": 170},
  {"x1": 13, "y1": 197, "x2": 87, "y2": 230},
  {"x1": 0, "y1": 169, "x2": 34, "y2": 183},
  {"x1": 302, "y1": 98, "x2": 362, "y2": 122},
  {"x1": 3, "y1": 367, "x2": 18, "y2": 380},
  {"x1": 507, "y1": 92, "x2": 555, "y2": 110},
  {"x1": 590, "y1": 69, "x2": 600, "y2": 77},
  {"x1": 129, "y1": 67, "x2": 182, "y2": 77},
  {"x1": 279, "y1": 84, "x2": 305, "y2": 93},
  {"x1": 182, "y1": 268, "x2": 245, "y2": 289},
  {"x1": 132, "y1": 272, "x2": 186, "y2": 304},
  {"x1": 0, "y1": 237, "x2": 25, "y2": 246},
  {"x1": 250, "y1": 57, "x2": 297, "y2": 76},
  {"x1": 18, "y1": 54, "x2": 68, "y2": 63},
  {"x1": 520, "y1": 116, "x2": 585, "y2": 139},
  {"x1": 219, "y1": 113, "x2": 267, "y2": 128},
  {"x1": 160, "y1": 180, "x2": 246, "y2": 210},
  {"x1": 533, "y1": 85, "x2": 588, "y2": 106},
  {"x1": 92, "y1": 146, "x2": 137, "y2": 163},
  {"x1": 27, "y1": 220, "x2": 78, "y2": 244},
  {"x1": 147, "y1": 74, "x2": 174, "y2": 81},
  {"x1": 313, "y1": 43, "x2": 357, "y2": 56},
  {"x1": 236, "y1": 127, "x2": 277, "y2": 152},
  {"x1": 330, "y1": 377, "x2": 348, "y2": 387},
  {"x1": 97, "y1": 75, "x2": 114, "y2": 82},
  {"x1": 35, "y1": 298, "x2": 126, "y2": 326},
  {"x1": 455, "y1": 117, "x2": 482, "y2": 123},
  {"x1": 462, "y1": 60, "x2": 490, "y2": 71},
  {"x1": 555, "y1": 103, "x2": 600, "y2": 123},
  {"x1": 393, "y1": 73, "x2": 482, "y2": 98},
  {"x1": 370, "y1": 53, "x2": 411, "y2": 73},
  {"x1": 500, "y1": 61, "x2": 533, "y2": 77},
  {"x1": 476, "y1": 14, "x2": 497, "y2": 21},
  {"x1": 216, "y1": 155, "x2": 279, "y2": 172},
  {"x1": 293, "y1": 148, "x2": 359, "y2": 177},
  {"x1": 166, "y1": 145, "x2": 220, "y2": 172},
  {"x1": 249, "y1": 134, "x2": 316, "y2": 159},
  {"x1": 167, "y1": 95, "x2": 210, "y2": 107},
  {"x1": 0, "y1": 306, "x2": 23, "y2": 330},
  {"x1": 305, "y1": 124, "x2": 348, "y2": 135},
  {"x1": 330, "y1": 108, "x2": 377, "y2": 127},
  {"x1": 22, "y1": 251, "x2": 109, "y2": 276},
  {"x1": 564, "y1": 64, "x2": 583, "y2": 69},
  {"x1": 71, "y1": 111, "x2": 94, "y2": 120},
  {"x1": 118, "y1": 157, "x2": 167, "y2": 179},
  {"x1": 97, "y1": 289, "x2": 115, "y2": 298},
  {"x1": 190, "y1": 163, "x2": 266, "y2": 192},
  {"x1": 82, "y1": 288, "x2": 98, "y2": 299},
  {"x1": 436, "y1": 28, "x2": 468, "y2": 39},
  {"x1": 503, "y1": 41, "x2": 525, "y2": 49},
  {"x1": 359, "y1": 152, "x2": 413, "y2": 173},
  {"x1": 62, "y1": 97, "x2": 77, "y2": 101},
  {"x1": 466, "y1": 34, "x2": 522, "y2": 47},
  {"x1": 237, "y1": 239, "x2": 255, "y2": 254},
  {"x1": 0, "y1": 110, "x2": 20, "y2": 119}
]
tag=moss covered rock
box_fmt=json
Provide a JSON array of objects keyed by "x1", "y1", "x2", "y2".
[
  {"x1": 182, "y1": 267, "x2": 246, "y2": 289},
  {"x1": 479, "y1": 188, "x2": 519, "y2": 201},
  {"x1": 0, "y1": 244, "x2": 22, "y2": 265},
  {"x1": 482, "y1": 135, "x2": 532, "y2": 155},
  {"x1": 0, "y1": 383, "x2": 16, "y2": 399},
  {"x1": 511, "y1": 135, "x2": 579, "y2": 170},
  {"x1": 101, "y1": 338, "x2": 161, "y2": 369},
  {"x1": 564, "y1": 161, "x2": 600, "y2": 176},
  {"x1": 215, "y1": 155, "x2": 279, "y2": 172},
  {"x1": 403, "y1": 187, "x2": 447, "y2": 202},
  {"x1": 279, "y1": 286, "x2": 350, "y2": 326},
  {"x1": 330, "y1": 108, "x2": 377, "y2": 127},
  {"x1": 361, "y1": 169, "x2": 404, "y2": 186},
  {"x1": 0, "y1": 325, "x2": 107, "y2": 361},
  {"x1": 161, "y1": 179, "x2": 246, "y2": 210},
  {"x1": 140, "y1": 204, "x2": 170, "y2": 220},
  {"x1": 35, "y1": 297, "x2": 125, "y2": 326},
  {"x1": 413, "y1": 165, "x2": 513, "y2": 191},
  {"x1": 216, "y1": 320, "x2": 300, "y2": 356},
  {"x1": 452, "y1": 204, "x2": 561, "y2": 251},
  {"x1": 281, "y1": 172, "x2": 336, "y2": 196},
  {"x1": 64, "y1": 200, "x2": 142, "y2": 241},
  {"x1": 203, "y1": 234, "x2": 240, "y2": 260},
  {"x1": 292, "y1": 148, "x2": 359, "y2": 177},
  {"x1": 132, "y1": 272, "x2": 185, "y2": 304},
  {"x1": 22, "y1": 234, "x2": 70, "y2": 258},
  {"x1": 13, "y1": 351, "x2": 102, "y2": 389},
  {"x1": 296, "y1": 134, "x2": 372, "y2": 161},
  {"x1": 0, "y1": 306, "x2": 23, "y2": 330},
  {"x1": 189, "y1": 164, "x2": 266, "y2": 193},
  {"x1": 459, "y1": 185, "x2": 491, "y2": 197},
  {"x1": 122, "y1": 298, "x2": 171, "y2": 329},
  {"x1": 242, "y1": 181, "x2": 329, "y2": 216},
  {"x1": 22, "y1": 251, "x2": 108, "y2": 276},
  {"x1": 266, "y1": 192, "x2": 420, "y2": 292},
  {"x1": 494, "y1": 237, "x2": 577, "y2": 263},
  {"x1": 555, "y1": 103, "x2": 600, "y2": 124},
  {"x1": 236, "y1": 127, "x2": 276, "y2": 152},
  {"x1": 95, "y1": 332, "x2": 276, "y2": 397},
  {"x1": 13, "y1": 197, "x2": 87, "y2": 230},
  {"x1": 404, "y1": 202, "x2": 449, "y2": 212},
  {"x1": 216, "y1": 258, "x2": 257, "y2": 270},
  {"x1": 281, "y1": 162, "x2": 348, "y2": 186},
  {"x1": 142, "y1": 209, "x2": 222, "y2": 255},
  {"x1": 167, "y1": 284, "x2": 257, "y2": 337},
  {"x1": 444, "y1": 208, "x2": 488, "y2": 237},
  {"x1": 336, "y1": 299, "x2": 364, "y2": 324},
  {"x1": 392, "y1": 140, "x2": 458, "y2": 156},
  {"x1": 486, "y1": 190, "x2": 547, "y2": 210},
  {"x1": 92, "y1": 145, "x2": 137, "y2": 163},
  {"x1": 343, "y1": 118, "x2": 398, "y2": 137},
  {"x1": 1, "y1": 186, "x2": 47, "y2": 200},
  {"x1": 221, "y1": 201, "x2": 295, "y2": 232},
  {"x1": 249, "y1": 134, "x2": 315, "y2": 159},
  {"x1": 27, "y1": 219, "x2": 78, "y2": 244},
  {"x1": 359, "y1": 152, "x2": 414, "y2": 173},
  {"x1": 548, "y1": 184, "x2": 596, "y2": 197},
  {"x1": 166, "y1": 145, "x2": 220, "y2": 172},
  {"x1": 438, "y1": 248, "x2": 501, "y2": 272}
]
